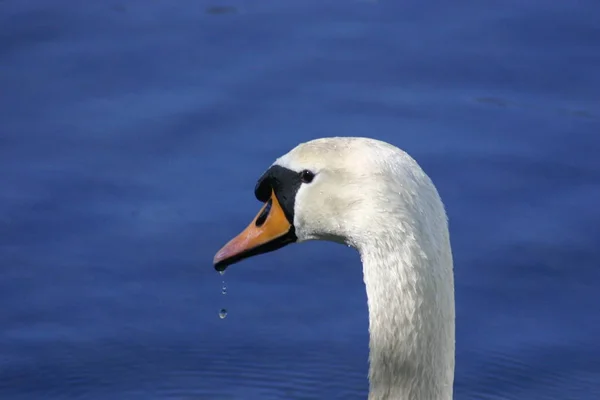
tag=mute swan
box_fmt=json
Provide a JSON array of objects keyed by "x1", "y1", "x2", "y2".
[{"x1": 213, "y1": 137, "x2": 455, "y2": 400}]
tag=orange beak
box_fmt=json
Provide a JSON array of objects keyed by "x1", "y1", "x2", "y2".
[{"x1": 213, "y1": 190, "x2": 295, "y2": 271}]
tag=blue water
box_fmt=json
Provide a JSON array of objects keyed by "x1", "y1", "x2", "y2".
[{"x1": 1, "y1": 1, "x2": 599, "y2": 398}]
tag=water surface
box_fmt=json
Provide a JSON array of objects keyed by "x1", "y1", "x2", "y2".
[{"x1": 1, "y1": 0, "x2": 599, "y2": 398}]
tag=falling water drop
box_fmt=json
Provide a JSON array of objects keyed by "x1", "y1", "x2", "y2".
[{"x1": 219, "y1": 271, "x2": 228, "y2": 319}]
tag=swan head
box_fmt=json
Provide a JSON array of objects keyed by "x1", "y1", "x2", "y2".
[
  {"x1": 212, "y1": 137, "x2": 455, "y2": 399},
  {"x1": 213, "y1": 137, "x2": 433, "y2": 271}
]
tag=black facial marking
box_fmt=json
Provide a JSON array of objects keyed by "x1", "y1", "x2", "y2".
[
  {"x1": 254, "y1": 165, "x2": 303, "y2": 224},
  {"x1": 255, "y1": 198, "x2": 272, "y2": 227}
]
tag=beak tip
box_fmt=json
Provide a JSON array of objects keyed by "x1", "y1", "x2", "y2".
[
  {"x1": 213, "y1": 251, "x2": 228, "y2": 271},
  {"x1": 214, "y1": 263, "x2": 227, "y2": 272}
]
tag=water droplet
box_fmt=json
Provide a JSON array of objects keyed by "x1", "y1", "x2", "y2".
[
  {"x1": 221, "y1": 281, "x2": 227, "y2": 295},
  {"x1": 219, "y1": 309, "x2": 227, "y2": 319},
  {"x1": 219, "y1": 270, "x2": 225, "y2": 276}
]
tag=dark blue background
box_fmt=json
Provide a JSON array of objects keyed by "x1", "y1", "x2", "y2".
[{"x1": 1, "y1": 1, "x2": 599, "y2": 398}]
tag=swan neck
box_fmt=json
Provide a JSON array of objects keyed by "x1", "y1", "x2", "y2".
[{"x1": 360, "y1": 234, "x2": 454, "y2": 400}]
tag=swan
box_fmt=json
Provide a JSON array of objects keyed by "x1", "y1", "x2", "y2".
[{"x1": 213, "y1": 137, "x2": 455, "y2": 400}]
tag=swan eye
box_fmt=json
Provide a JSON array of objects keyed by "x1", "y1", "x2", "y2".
[{"x1": 299, "y1": 169, "x2": 315, "y2": 183}]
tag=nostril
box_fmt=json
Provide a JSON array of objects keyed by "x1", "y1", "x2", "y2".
[{"x1": 255, "y1": 198, "x2": 273, "y2": 227}]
